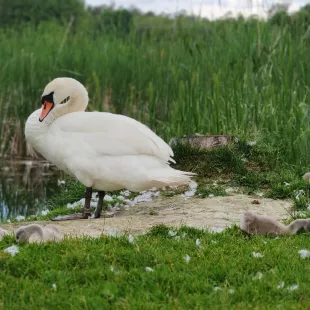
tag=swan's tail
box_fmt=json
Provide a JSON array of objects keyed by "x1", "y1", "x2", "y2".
[{"x1": 152, "y1": 169, "x2": 196, "y2": 187}]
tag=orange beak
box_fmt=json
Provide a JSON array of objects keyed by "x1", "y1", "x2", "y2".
[{"x1": 39, "y1": 101, "x2": 54, "y2": 122}]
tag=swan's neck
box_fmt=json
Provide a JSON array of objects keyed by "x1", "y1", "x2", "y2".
[
  {"x1": 46, "y1": 93, "x2": 88, "y2": 125},
  {"x1": 25, "y1": 90, "x2": 88, "y2": 155},
  {"x1": 25, "y1": 109, "x2": 50, "y2": 150}
]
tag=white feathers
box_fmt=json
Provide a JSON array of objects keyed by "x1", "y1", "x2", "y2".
[
  {"x1": 252, "y1": 252, "x2": 264, "y2": 258},
  {"x1": 128, "y1": 235, "x2": 135, "y2": 244},
  {"x1": 195, "y1": 239, "x2": 202, "y2": 249},
  {"x1": 4, "y1": 245, "x2": 19, "y2": 257},
  {"x1": 298, "y1": 249, "x2": 310, "y2": 259},
  {"x1": 25, "y1": 77, "x2": 195, "y2": 193}
]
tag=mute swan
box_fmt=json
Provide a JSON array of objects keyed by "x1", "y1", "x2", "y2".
[
  {"x1": 240, "y1": 211, "x2": 310, "y2": 235},
  {"x1": 25, "y1": 77, "x2": 195, "y2": 220},
  {"x1": 15, "y1": 224, "x2": 63, "y2": 243}
]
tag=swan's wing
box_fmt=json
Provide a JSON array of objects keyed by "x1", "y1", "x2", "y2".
[{"x1": 52, "y1": 111, "x2": 175, "y2": 163}]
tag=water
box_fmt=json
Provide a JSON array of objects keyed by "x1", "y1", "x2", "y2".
[{"x1": 0, "y1": 159, "x2": 64, "y2": 221}]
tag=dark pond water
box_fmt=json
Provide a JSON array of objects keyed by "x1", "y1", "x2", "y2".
[{"x1": 0, "y1": 159, "x2": 64, "y2": 221}]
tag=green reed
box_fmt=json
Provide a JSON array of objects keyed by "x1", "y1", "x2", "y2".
[{"x1": 0, "y1": 18, "x2": 310, "y2": 165}]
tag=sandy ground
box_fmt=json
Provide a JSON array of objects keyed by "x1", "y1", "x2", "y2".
[{"x1": 2, "y1": 194, "x2": 292, "y2": 238}]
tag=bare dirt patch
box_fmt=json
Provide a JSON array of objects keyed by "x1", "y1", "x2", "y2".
[{"x1": 2, "y1": 194, "x2": 292, "y2": 237}]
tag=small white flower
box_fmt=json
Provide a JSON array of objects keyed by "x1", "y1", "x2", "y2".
[
  {"x1": 128, "y1": 234, "x2": 135, "y2": 244},
  {"x1": 248, "y1": 141, "x2": 257, "y2": 146},
  {"x1": 277, "y1": 281, "x2": 285, "y2": 289},
  {"x1": 228, "y1": 288, "x2": 235, "y2": 294},
  {"x1": 196, "y1": 239, "x2": 202, "y2": 248},
  {"x1": 298, "y1": 249, "x2": 310, "y2": 259},
  {"x1": 253, "y1": 272, "x2": 263, "y2": 280},
  {"x1": 287, "y1": 284, "x2": 298, "y2": 291},
  {"x1": 168, "y1": 230, "x2": 177, "y2": 237},
  {"x1": 52, "y1": 283, "x2": 57, "y2": 290},
  {"x1": 208, "y1": 194, "x2": 214, "y2": 198},
  {"x1": 252, "y1": 252, "x2": 264, "y2": 258},
  {"x1": 182, "y1": 232, "x2": 187, "y2": 238},
  {"x1": 4, "y1": 245, "x2": 19, "y2": 257},
  {"x1": 145, "y1": 267, "x2": 154, "y2": 272},
  {"x1": 213, "y1": 286, "x2": 222, "y2": 291},
  {"x1": 284, "y1": 182, "x2": 290, "y2": 187},
  {"x1": 57, "y1": 180, "x2": 65, "y2": 186},
  {"x1": 184, "y1": 254, "x2": 191, "y2": 263}
]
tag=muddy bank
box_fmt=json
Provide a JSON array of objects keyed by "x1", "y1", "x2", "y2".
[{"x1": 2, "y1": 194, "x2": 291, "y2": 237}]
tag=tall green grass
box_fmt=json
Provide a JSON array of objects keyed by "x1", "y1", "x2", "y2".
[{"x1": 1, "y1": 18, "x2": 310, "y2": 165}]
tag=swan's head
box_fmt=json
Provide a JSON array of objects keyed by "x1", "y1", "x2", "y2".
[
  {"x1": 15, "y1": 226, "x2": 29, "y2": 242},
  {"x1": 15, "y1": 224, "x2": 43, "y2": 242},
  {"x1": 39, "y1": 77, "x2": 88, "y2": 122}
]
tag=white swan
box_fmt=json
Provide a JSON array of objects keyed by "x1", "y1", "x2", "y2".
[
  {"x1": 15, "y1": 224, "x2": 63, "y2": 243},
  {"x1": 25, "y1": 77, "x2": 195, "y2": 220}
]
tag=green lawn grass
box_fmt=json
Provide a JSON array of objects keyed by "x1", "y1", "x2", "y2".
[
  {"x1": 2, "y1": 140, "x2": 310, "y2": 308},
  {"x1": 1, "y1": 225, "x2": 310, "y2": 309},
  {"x1": 3, "y1": 8, "x2": 310, "y2": 309}
]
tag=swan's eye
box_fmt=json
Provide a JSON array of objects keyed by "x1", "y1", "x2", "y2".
[{"x1": 59, "y1": 96, "x2": 70, "y2": 104}]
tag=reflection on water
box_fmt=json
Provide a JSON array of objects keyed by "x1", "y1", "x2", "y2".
[{"x1": 0, "y1": 159, "x2": 64, "y2": 221}]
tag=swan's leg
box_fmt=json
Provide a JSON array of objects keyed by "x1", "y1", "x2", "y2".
[
  {"x1": 94, "y1": 190, "x2": 105, "y2": 218},
  {"x1": 51, "y1": 187, "x2": 92, "y2": 221},
  {"x1": 82, "y1": 187, "x2": 92, "y2": 219}
]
